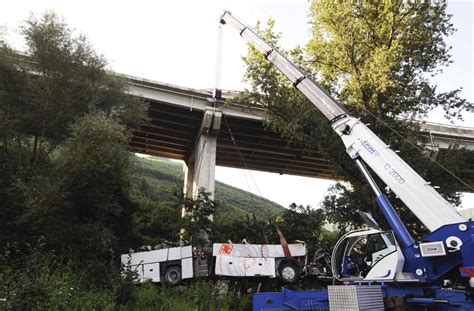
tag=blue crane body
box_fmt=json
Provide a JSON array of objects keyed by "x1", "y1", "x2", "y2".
[{"x1": 220, "y1": 11, "x2": 474, "y2": 310}]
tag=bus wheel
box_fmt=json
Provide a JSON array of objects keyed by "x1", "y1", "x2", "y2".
[
  {"x1": 164, "y1": 266, "x2": 182, "y2": 286},
  {"x1": 279, "y1": 262, "x2": 300, "y2": 284}
]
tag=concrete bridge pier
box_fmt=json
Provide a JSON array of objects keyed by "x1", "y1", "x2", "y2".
[{"x1": 182, "y1": 107, "x2": 222, "y2": 221}]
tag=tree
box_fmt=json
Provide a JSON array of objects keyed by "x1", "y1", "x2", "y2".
[
  {"x1": 0, "y1": 12, "x2": 147, "y2": 278},
  {"x1": 212, "y1": 212, "x2": 270, "y2": 245},
  {"x1": 274, "y1": 203, "x2": 325, "y2": 254},
  {"x1": 181, "y1": 188, "x2": 216, "y2": 248},
  {"x1": 307, "y1": 1, "x2": 471, "y2": 121},
  {"x1": 235, "y1": 2, "x2": 472, "y2": 235}
]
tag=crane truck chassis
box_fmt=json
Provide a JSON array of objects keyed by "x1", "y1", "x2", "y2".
[{"x1": 219, "y1": 10, "x2": 474, "y2": 310}]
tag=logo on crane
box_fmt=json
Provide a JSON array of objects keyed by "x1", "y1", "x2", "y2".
[{"x1": 358, "y1": 138, "x2": 379, "y2": 157}]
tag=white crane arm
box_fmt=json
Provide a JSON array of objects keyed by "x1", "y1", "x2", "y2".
[{"x1": 220, "y1": 11, "x2": 465, "y2": 232}]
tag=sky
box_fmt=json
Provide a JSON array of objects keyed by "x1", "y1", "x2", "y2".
[{"x1": 1, "y1": 0, "x2": 473, "y2": 209}]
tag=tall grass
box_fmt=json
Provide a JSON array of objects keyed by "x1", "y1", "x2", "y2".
[
  {"x1": 120, "y1": 281, "x2": 251, "y2": 311},
  {"x1": 0, "y1": 244, "x2": 251, "y2": 310}
]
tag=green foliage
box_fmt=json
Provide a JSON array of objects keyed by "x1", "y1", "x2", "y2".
[
  {"x1": 129, "y1": 157, "x2": 326, "y2": 255},
  {"x1": 129, "y1": 159, "x2": 183, "y2": 248},
  {"x1": 235, "y1": 1, "x2": 473, "y2": 234},
  {"x1": 0, "y1": 10, "x2": 329, "y2": 309},
  {"x1": 181, "y1": 188, "x2": 216, "y2": 248},
  {"x1": 307, "y1": 1, "x2": 471, "y2": 121},
  {"x1": 318, "y1": 228, "x2": 340, "y2": 247},
  {"x1": 127, "y1": 157, "x2": 288, "y2": 249},
  {"x1": 275, "y1": 203, "x2": 325, "y2": 253},
  {"x1": 214, "y1": 181, "x2": 283, "y2": 219},
  {"x1": 0, "y1": 241, "x2": 253, "y2": 310},
  {"x1": 213, "y1": 202, "x2": 325, "y2": 255},
  {"x1": 120, "y1": 281, "x2": 251, "y2": 311},
  {"x1": 321, "y1": 182, "x2": 374, "y2": 233},
  {"x1": 212, "y1": 212, "x2": 270, "y2": 244},
  {"x1": 0, "y1": 242, "x2": 115, "y2": 310},
  {"x1": 0, "y1": 12, "x2": 147, "y2": 283}
]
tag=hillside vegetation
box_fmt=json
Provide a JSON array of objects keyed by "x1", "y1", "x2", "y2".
[
  {"x1": 138, "y1": 156, "x2": 285, "y2": 218},
  {"x1": 130, "y1": 156, "x2": 322, "y2": 249}
]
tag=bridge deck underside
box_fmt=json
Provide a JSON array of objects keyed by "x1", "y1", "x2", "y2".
[
  {"x1": 129, "y1": 100, "x2": 339, "y2": 180},
  {"x1": 129, "y1": 99, "x2": 473, "y2": 190}
]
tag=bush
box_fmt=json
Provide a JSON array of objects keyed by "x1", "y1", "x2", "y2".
[
  {"x1": 0, "y1": 243, "x2": 115, "y2": 310},
  {"x1": 119, "y1": 281, "x2": 251, "y2": 311},
  {"x1": 0, "y1": 241, "x2": 252, "y2": 310}
]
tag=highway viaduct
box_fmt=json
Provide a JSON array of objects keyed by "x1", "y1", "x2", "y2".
[{"x1": 121, "y1": 74, "x2": 474, "y2": 201}]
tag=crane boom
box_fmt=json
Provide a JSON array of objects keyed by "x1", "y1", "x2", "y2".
[{"x1": 220, "y1": 11, "x2": 465, "y2": 232}]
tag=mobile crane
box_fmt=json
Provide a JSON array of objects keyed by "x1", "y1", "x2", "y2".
[{"x1": 220, "y1": 11, "x2": 474, "y2": 310}]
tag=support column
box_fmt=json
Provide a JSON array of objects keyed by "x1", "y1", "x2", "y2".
[{"x1": 182, "y1": 108, "x2": 222, "y2": 220}]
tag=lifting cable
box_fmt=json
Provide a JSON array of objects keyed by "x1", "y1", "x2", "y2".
[
  {"x1": 213, "y1": 24, "x2": 223, "y2": 106},
  {"x1": 222, "y1": 113, "x2": 276, "y2": 212},
  {"x1": 190, "y1": 24, "x2": 223, "y2": 194},
  {"x1": 214, "y1": 22, "x2": 273, "y2": 211}
]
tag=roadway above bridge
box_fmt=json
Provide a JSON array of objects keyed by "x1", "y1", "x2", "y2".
[{"x1": 121, "y1": 73, "x2": 474, "y2": 191}]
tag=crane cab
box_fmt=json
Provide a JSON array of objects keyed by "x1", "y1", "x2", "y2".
[{"x1": 331, "y1": 229, "x2": 405, "y2": 281}]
